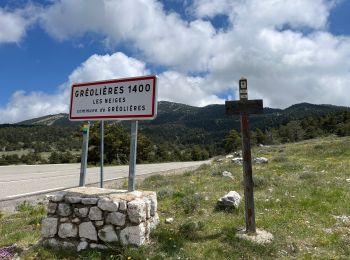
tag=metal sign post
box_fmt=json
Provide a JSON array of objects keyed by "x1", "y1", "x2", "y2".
[
  {"x1": 225, "y1": 78, "x2": 263, "y2": 234},
  {"x1": 79, "y1": 122, "x2": 90, "y2": 187},
  {"x1": 100, "y1": 121, "x2": 104, "y2": 188},
  {"x1": 128, "y1": 121, "x2": 138, "y2": 191}
]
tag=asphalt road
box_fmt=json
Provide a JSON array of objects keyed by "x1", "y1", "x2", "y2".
[{"x1": 0, "y1": 161, "x2": 209, "y2": 201}]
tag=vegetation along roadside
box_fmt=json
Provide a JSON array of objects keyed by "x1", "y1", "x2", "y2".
[{"x1": 1, "y1": 135, "x2": 349, "y2": 259}]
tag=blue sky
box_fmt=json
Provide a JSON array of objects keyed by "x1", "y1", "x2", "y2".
[{"x1": 0, "y1": 0, "x2": 350, "y2": 123}]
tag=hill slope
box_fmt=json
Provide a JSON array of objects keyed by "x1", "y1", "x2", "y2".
[{"x1": 16, "y1": 101, "x2": 350, "y2": 145}]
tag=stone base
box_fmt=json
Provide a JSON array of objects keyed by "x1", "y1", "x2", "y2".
[
  {"x1": 236, "y1": 228, "x2": 273, "y2": 245},
  {"x1": 41, "y1": 187, "x2": 159, "y2": 251}
]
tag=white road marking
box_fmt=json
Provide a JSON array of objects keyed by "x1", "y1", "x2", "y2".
[
  {"x1": 6, "y1": 187, "x2": 65, "y2": 199},
  {"x1": 0, "y1": 174, "x2": 78, "y2": 184}
]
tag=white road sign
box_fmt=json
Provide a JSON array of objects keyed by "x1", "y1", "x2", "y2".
[{"x1": 69, "y1": 75, "x2": 158, "y2": 121}]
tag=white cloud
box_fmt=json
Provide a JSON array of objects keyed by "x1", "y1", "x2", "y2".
[
  {"x1": 0, "y1": 8, "x2": 28, "y2": 43},
  {"x1": 158, "y1": 71, "x2": 224, "y2": 106},
  {"x1": 39, "y1": 0, "x2": 217, "y2": 71},
  {"x1": 0, "y1": 4, "x2": 40, "y2": 44},
  {"x1": 1, "y1": 0, "x2": 350, "y2": 122},
  {"x1": 0, "y1": 52, "x2": 149, "y2": 123},
  {"x1": 0, "y1": 90, "x2": 67, "y2": 123}
]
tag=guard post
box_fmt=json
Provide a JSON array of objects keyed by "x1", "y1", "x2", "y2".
[
  {"x1": 79, "y1": 122, "x2": 90, "y2": 187},
  {"x1": 225, "y1": 78, "x2": 263, "y2": 234}
]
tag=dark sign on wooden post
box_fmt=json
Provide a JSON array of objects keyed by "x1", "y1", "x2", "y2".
[{"x1": 225, "y1": 78, "x2": 263, "y2": 234}]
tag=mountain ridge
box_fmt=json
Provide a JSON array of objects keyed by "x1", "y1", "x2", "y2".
[{"x1": 18, "y1": 101, "x2": 343, "y2": 127}]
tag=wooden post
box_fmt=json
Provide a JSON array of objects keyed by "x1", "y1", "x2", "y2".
[{"x1": 225, "y1": 78, "x2": 263, "y2": 234}]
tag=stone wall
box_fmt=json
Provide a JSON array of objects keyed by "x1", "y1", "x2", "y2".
[{"x1": 41, "y1": 187, "x2": 159, "y2": 251}]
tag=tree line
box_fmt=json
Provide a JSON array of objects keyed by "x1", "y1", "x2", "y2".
[
  {"x1": 1, "y1": 110, "x2": 350, "y2": 165},
  {"x1": 224, "y1": 110, "x2": 350, "y2": 153}
]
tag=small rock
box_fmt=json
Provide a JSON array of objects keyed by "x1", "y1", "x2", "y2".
[
  {"x1": 119, "y1": 200, "x2": 127, "y2": 211},
  {"x1": 46, "y1": 191, "x2": 67, "y2": 202},
  {"x1": 89, "y1": 206, "x2": 103, "y2": 221},
  {"x1": 222, "y1": 171, "x2": 233, "y2": 179},
  {"x1": 77, "y1": 241, "x2": 89, "y2": 252},
  {"x1": 120, "y1": 224, "x2": 146, "y2": 246},
  {"x1": 232, "y1": 157, "x2": 243, "y2": 165},
  {"x1": 346, "y1": 178, "x2": 350, "y2": 183},
  {"x1": 127, "y1": 199, "x2": 146, "y2": 224},
  {"x1": 65, "y1": 196, "x2": 82, "y2": 204},
  {"x1": 81, "y1": 197, "x2": 98, "y2": 205},
  {"x1": 106, "y1": 212, "x2": 126, "y2": 226},
  {"x1": 334, "y1": 215, "x2": 350, "y2": 223},
  {"x1": 72, "y1": 218, "x2": 81, "y2": 224},
  {"x1": 95, "y1": 220, "x2": 104, "y2": 227},
  {"x1": 41, "y1": 217, "x2": 58, "y2": 238},
  {"x1": 98, "y1": 225, "x2": 118, "y2": 242},
  {"x1": 97, "y1": 198, "x2": 119, "y2": 212},
  {"x1": 165, "y1": 217, "x2": 174, "y2": 224},
  {"x1": 217, "y1": 191, "x2": 241, "y2": 209},
  {"x1": 225, "y1": 155, "x2": 233, "y2": 159},
  {"x1": 58, "y1": 223, "x2": 78, "y2": 238},
  {"x1": 59, "y1": 217, "x2": 69, "y2": 223},
  {"x1": 233, "y1": 151, "x2": 242, "y2": 157},
  {"x1": 254, "y1": 157, "x2": 268, "y2": 164},
  {"x1": 79, "y1": 222, "x2": 97, "y2": 241},
  {"x1": 62, "y1": 241, "x2": 76, "y2": 250},
  {"x1": 47, "y1": 202, "x2": 57, "y2": 214},
  {"x1": 57, "y1": 203, "x2": 72, "y2": 217},
  {"x1": 74, "y1": 207, "x2": 89, "y2": 218},
  {"x1": 90, "y1": 243, "x2": 108, "y2": 250}
]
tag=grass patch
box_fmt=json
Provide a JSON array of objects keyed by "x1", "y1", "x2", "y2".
[{"x1": 1, "y1": 136, "x2": 350, "y2": 259}]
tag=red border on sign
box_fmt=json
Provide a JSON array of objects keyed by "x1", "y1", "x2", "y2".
[{"x1": 69, "y1": 75, "x2": 157, "y2": 121}]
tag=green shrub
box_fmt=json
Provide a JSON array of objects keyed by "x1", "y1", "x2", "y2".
[
  {"x1": 179, "y1": 221, "x2": 205, "y2": 239},
  {"x1": 16, "y1": 201, "x2": 34, "y2": 213},
  {"x1": 157, "y1": 189, "x2": 174, "y2": 200},
  {"x1": 180, "y1": 193, "x2": 203, "y2": 214},
  {"x1": 299, "y1": 172, "x2": 317, "y2": 180},
  {"x1": 272, "y1": 154, "x2": 288, "y2": 162}
]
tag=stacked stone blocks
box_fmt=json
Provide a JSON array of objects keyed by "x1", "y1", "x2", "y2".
[{"x1": 41, "y1": 187, "x2": 159, "y2": 251}]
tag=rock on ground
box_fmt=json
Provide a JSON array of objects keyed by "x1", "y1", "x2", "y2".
[
  {"x1": 254, "y1": 157, "x2": 268, "y2": 164},
  {"x1": 222, "y1": 171, "x2": 233, "y2": 179},
  {"x1": 232, "y1": 158, "x2": 243, "y2": 165},
  {"x1": 217, "y1": 191, "x2": 241, "y2": 209},
  {"x1": 236, "y1": 228, "x2": 274, "y2": 244}
]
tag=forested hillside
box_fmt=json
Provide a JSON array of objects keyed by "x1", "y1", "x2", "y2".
[{"x1": 1, "y1": 101, "x2": 350, "y2": 165}]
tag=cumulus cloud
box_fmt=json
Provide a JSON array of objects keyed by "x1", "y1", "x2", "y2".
[
  {"x1": 0, "y1": 8, "x2": 28, "y2": 43},
  {"x1": 0, "y1": 4, "x2": 40, "y2": 44},
  {"x1": 35, "y1": 0, "x2": 350, "y2": 107},
  {"x1": 1, "y1": 0, "x2": 350, "y2": 122},
  {"x1": 0, "y1": 52, "x2": 149, "y2": 123},
  {"x1": 39, "y1": 0, "x2": 217, "y2": 71},
  {"x1": 158, "y1": 71, "x2": 224, "y2": 106}
]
